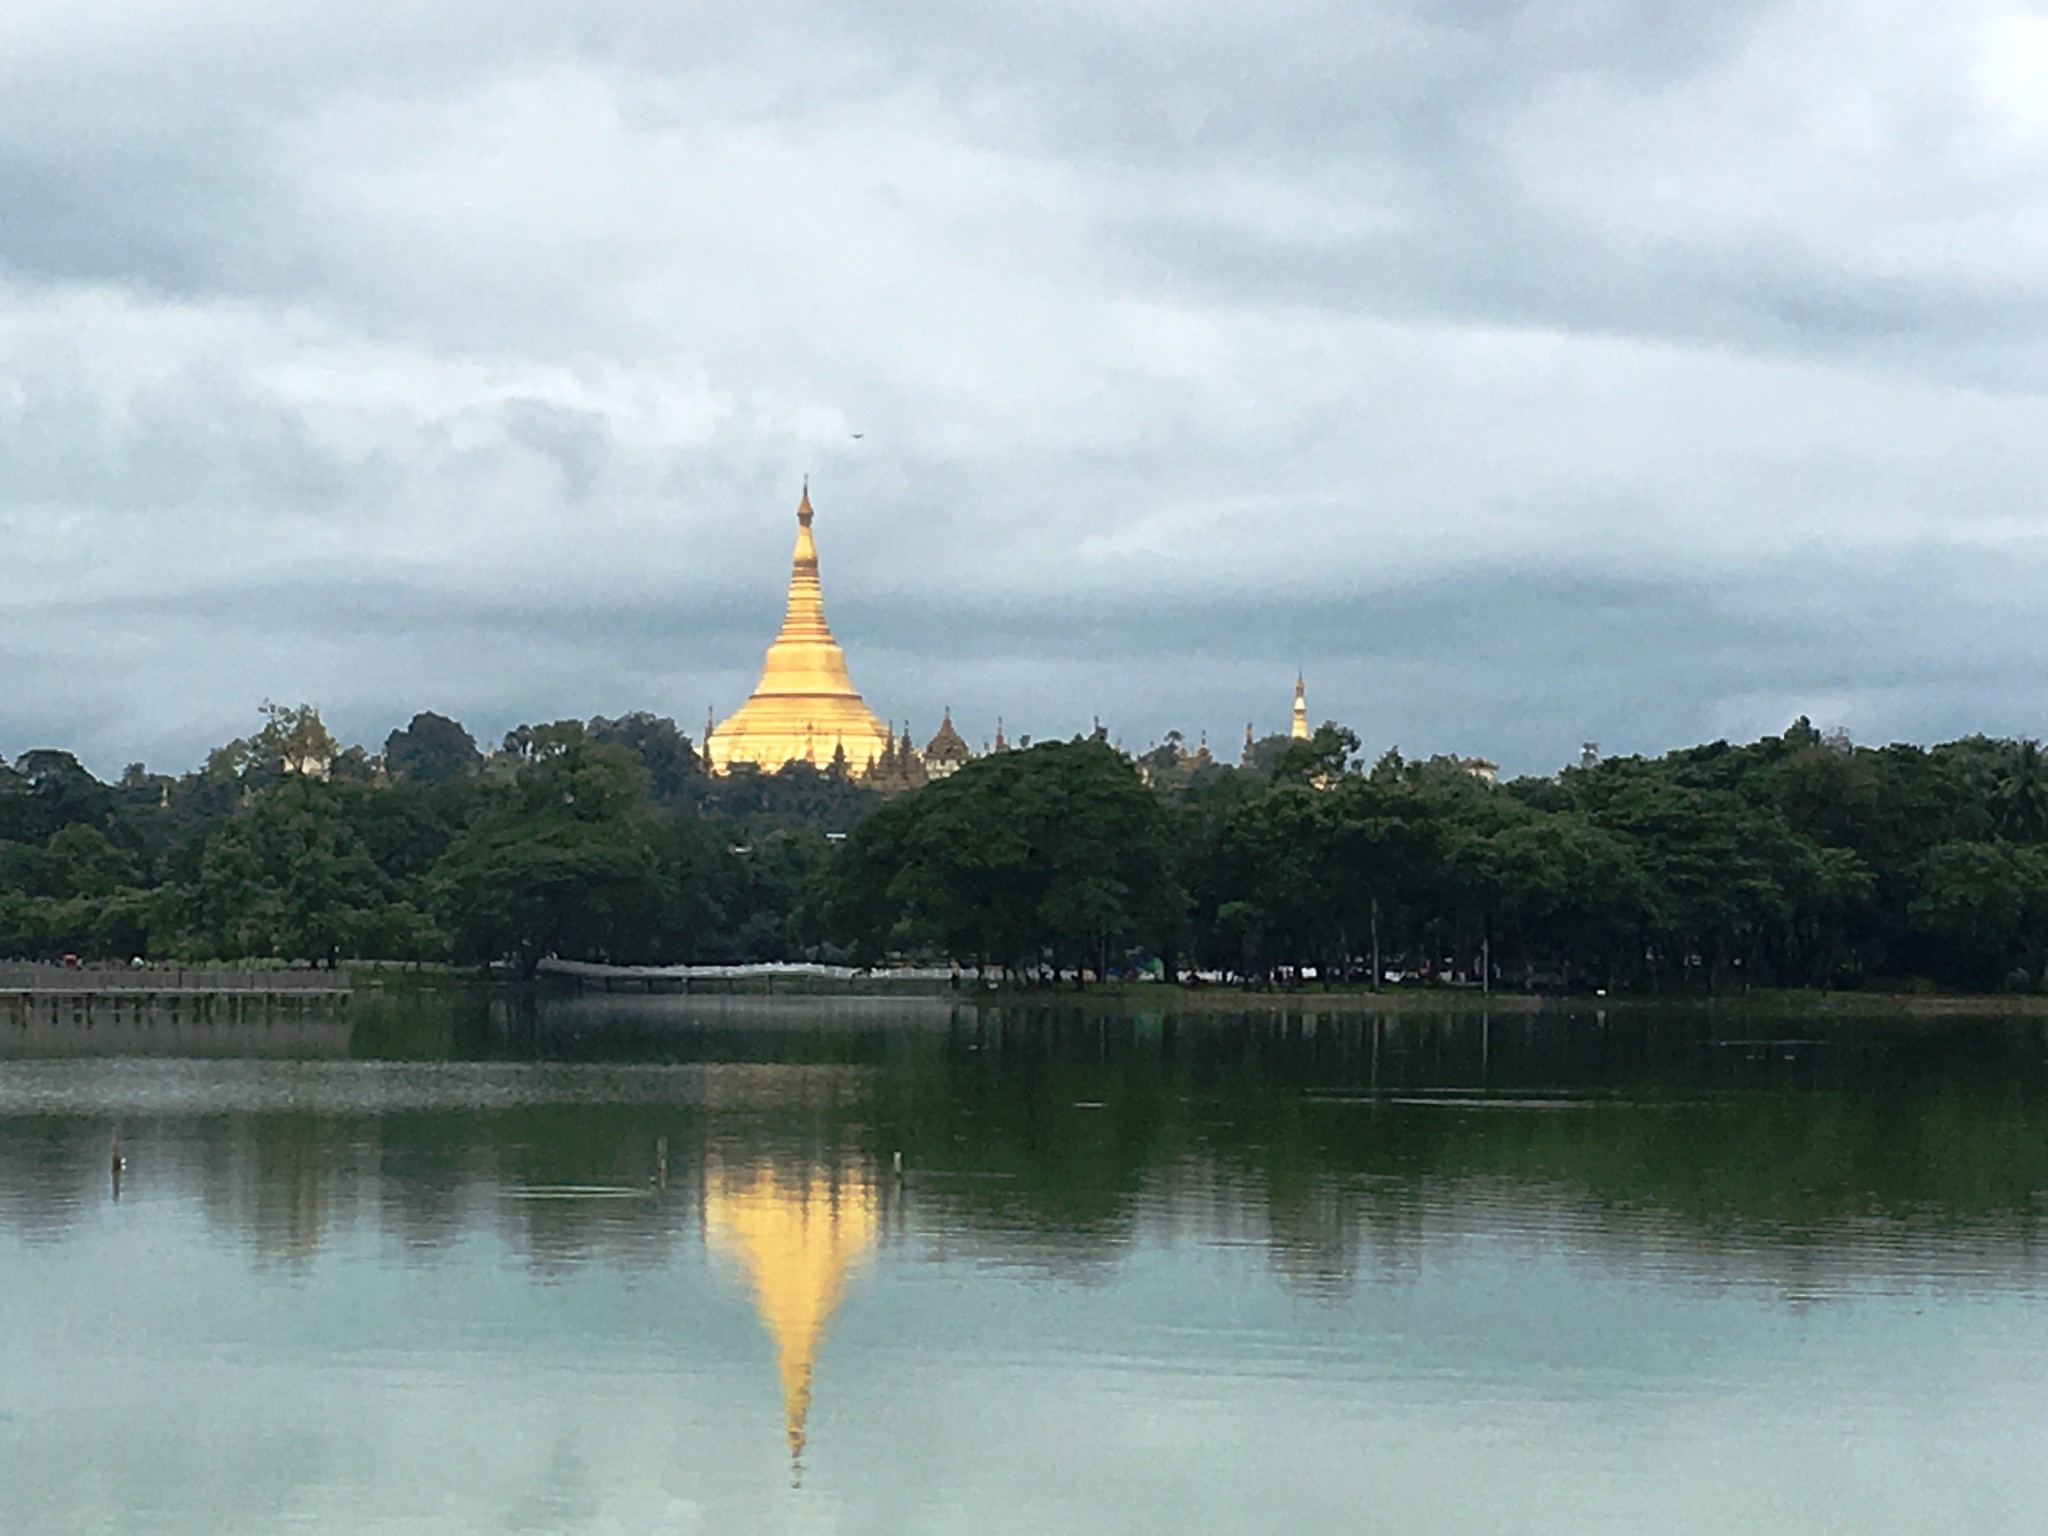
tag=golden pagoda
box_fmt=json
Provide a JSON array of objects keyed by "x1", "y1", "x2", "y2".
[
  {"x1": 702, "y1": 1159, "x2": 879, "y2": 1479},
  {"x1": 705, "y1": 485, "x2": 892, "y2": 774},
  {"x1": 1291, "y1": 673, "x2": 1310, "y2": 739}
]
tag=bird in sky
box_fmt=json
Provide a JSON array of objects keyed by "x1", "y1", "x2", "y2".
[{"x1": 850, "y1": 433, "x2": 864, "y2": 439}]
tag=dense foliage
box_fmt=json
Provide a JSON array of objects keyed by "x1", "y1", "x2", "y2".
[
  {"x1": 0, "y1": 709, "x2": 859, "y2": 975},
  {"x1": 7, "y1": 708, "x2": 2048, "y2": 992}
]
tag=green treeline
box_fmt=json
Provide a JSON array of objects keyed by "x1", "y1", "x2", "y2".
[
  {"x1": 0, "y1": 707, "x2": 864, "y2": 973},
  {"x1": 6, "y1": 707, "x2": 2048, "y2": 992}
]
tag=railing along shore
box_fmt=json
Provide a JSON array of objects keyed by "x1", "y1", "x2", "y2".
[
  {"x1": 536, "y1": 958, "x2": 952, "y2": 994},
  {"x1": 0, "y1": 963, "x2": 353, "y2": 997}
]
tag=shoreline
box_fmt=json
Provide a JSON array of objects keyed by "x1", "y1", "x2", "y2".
[
  {"x1": 1048, "y1": 984, "x2": 2048, "y2": 1017},
  {"x1": 419, "y1": 959, "x2": 2048, "y2": 1019}
]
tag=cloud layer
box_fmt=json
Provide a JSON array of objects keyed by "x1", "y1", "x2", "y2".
[{"x1": 3, "y1": 0, "x2": 2046, "y2": 775}]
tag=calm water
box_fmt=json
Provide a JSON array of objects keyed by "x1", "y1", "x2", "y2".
[{"x1": 5, "y1": 990, "x2": 2048, "y2": 1534}]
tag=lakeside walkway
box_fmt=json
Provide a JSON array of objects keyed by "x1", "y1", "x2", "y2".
[
  {"x1": 536, "y1": 958, "x2": 954, "y2": 994},
  {"x1": 0, "y1": 963, "x2": 353, "y2": 1000}
]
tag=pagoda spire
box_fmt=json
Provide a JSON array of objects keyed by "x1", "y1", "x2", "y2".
[
  {"x1": 1291, "y1": 673, "x2": 1309, "y2": 740},
  {"x1": 705, "y1": 485, "x2": 891, "y2": 774},
  {"x1": 782, "y1": 486, "x2": 827, "y2": 640}
]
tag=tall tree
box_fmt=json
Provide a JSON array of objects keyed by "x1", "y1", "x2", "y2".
[
  {"x1": 430, "y1": 743, "x2": 662, "y2": 974},
  {"x1": 820, "y1": 739, "x2": 1173, "y2": 981},
  {"x1": 384, "y1": 712, "x2": 483, "y2": 784}
]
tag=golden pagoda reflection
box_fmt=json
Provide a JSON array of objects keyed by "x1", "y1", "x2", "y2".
[
  {"x1": 702, "y1": 1160, "x2": 879, "y2": 1479},
  {"x1": 705, "y1": 485, "x2": 892, "y2": 774}
]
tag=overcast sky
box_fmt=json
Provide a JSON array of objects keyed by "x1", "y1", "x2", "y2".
[{"x1": 3, "y1": 0, "x2": 2046, "y2": 779}]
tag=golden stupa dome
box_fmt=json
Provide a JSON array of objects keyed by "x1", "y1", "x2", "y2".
[{"x1": 706, "y1": 485, "x2": 892, "y2": 774}]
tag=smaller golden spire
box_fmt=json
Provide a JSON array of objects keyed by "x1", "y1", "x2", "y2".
[{"x1": 1291, "y1": 673, "x2": 1309, "y2": 740}]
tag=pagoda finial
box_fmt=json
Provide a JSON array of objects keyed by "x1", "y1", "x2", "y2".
[{"x1": 797, "y1": 478, "x2": 814, "y2": 526}]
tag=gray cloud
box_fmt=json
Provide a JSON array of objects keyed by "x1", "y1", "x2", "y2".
[
  {"x1": 3, "y1": 0, "x2": 2047, "y2": 777},
  {"x1": 8, "y1": 541, "x2": 2045, "y2": 781}
]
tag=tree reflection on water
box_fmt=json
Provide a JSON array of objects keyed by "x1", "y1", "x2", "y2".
[{"x1": 4, "y1": 996, "x2": 2048, "y2": 1300}]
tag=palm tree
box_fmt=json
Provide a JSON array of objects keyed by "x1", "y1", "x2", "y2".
[{"x1": 1994, "y1": 739, "x2": 2048, "y2": 842}]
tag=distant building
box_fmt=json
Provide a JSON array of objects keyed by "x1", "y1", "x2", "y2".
[
  {"x1": 268, "y1": 705, "x2": 336, "y2": 781},
  {"x1": 1135, "y1": 731, "x2": 1217, "y2": 791},
  {"x1": 698, "y1": 487, "x2": 1022, "y2": 789},
  {"x1": 864, "y1": 723, "x2": 930, "y2": 795},
  {"x1": 924, "y1": 711, "x2": 972, "y2": 779},
  {"x1": 696, "y1": 500, "x2": 1495, "y2": 796}
]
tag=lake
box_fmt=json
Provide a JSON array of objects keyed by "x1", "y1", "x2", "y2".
[{"x1": 4, "y1": 988, "x2": 2047, "y2": 1533}]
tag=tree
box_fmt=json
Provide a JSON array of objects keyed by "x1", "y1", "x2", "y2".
[
  {"x1": 39, "y1": 824, "x2": 139, "y2": 900},
  {"x1": 431, "y1": 820, "x2": 661, "y2": 974},
  {"x1": 1455, "y1": 814, "x2": 1650, "y2": 985},
  {"x1": 198, "y1": 703, "x2": 340, "y2": 792},
  {"x1": 0, "y1": 750, "x2": 119, "y2": 844},
  {"x1": 254, "y1": 702, "x2": 338, "y2": 777},
  {"x1": 1908, "y1": 841, "x2": 2048, "y2": 989},
  {"x1": 587, "y1": 712, "x2": 701, "y2": 802},
  {"x1": 384, "y1": 712, "x2": 482, "y2": 784},
  {"x1": 647, "y1": 813, "x2": 733, "y2": 961},
  {"x1": 1993, "y1": 739, "x2": 2048, "y2": 844},
  {"x1": 500, "y1": 719, "x2": 586, "y2": 763},
  {"x1": 820, "y1": 739, "x2": 1174, "y2": 982},
  {"x1": 1272, "y1": 723, "x2": 1361, "y2": 788},
  {"x1": 1201, "y1": 784, "x2": 1340, "y2": 977},
  {"x1": 430, "y1": 743, "x2": 663, "y2": 974},
  {"x1": 701, "y1": 756, "x2": 877, "y2": 832},
  {"x1": 186, "y1": 779, "x2": 391, "y2": 963}
]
